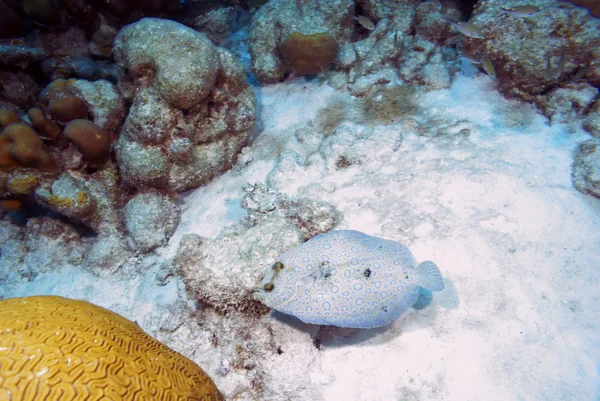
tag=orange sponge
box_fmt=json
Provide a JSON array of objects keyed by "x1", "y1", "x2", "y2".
[
  {"x1": 0, "y1": 198, "x2": 22, "y2": 211},
  {"x1": 0, "y1": 123, "x2": 58, "y2": 173},
  {"x1": 64, "y1": 119, "x2": 111, "y2": 167},
  {"x1": 281, "y1": 32, "x2": 339, "y2": 75},
  {"x1": 0, "y1": 295, "x2": 224, "y2": 401}
]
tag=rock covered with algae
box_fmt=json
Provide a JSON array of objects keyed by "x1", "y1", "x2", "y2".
[{"x1": 463, "y1": 0, "x2": 600, "y2": 103}]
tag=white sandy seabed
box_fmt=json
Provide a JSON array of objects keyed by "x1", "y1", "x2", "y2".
[{"x1": 2, "y1": 74, "x2": 599, "y2": 401}]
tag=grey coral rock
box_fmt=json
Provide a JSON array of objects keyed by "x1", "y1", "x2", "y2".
[
  {"x1": 414, "y1": 1, "x2": 459, "y2": 45},
  {"x1": 241, "y1": 183, "x2": 340, "y2": 237},
  {"x1": 331, "y1": 1, "x2": 458, "y2": 93},
  {"x1": 23, "y1": 217, "x2": 84, "y2": 273},
  {"x1": 34, "y1": 165, "x2": 122, "y2": 235},
  {"x1": 281, "y1": 198, "x2": 340, "y2": 239},
  {"x1": 114, "y1": 18, "x2": 256, "y2": 191},
  {"x1": 0, "y1": 44, "x2": 46, "y2": 67},
  {"x1": 399, "y1": 36, "x2": 452, "y2": 90},
  {"x1": 0, "y1": 71, "x2": 39, "y2": 109},
  {"x1": 538, "y1": 83, "x2": 599, "y2": 125},
  {"x1": 0, "y1": 220, "x2": 27, "y2": 283},
  {"x1": 83, "y1": 234, "x2": 131, "y2": 275},
  {"x1": 124, "y1": 192, "x2": 180, "y2": 252},
  {"x1": 0, "y1": 218, "x2": 81, "y2": 282},
  {"x1": 583, "y1": 102, "x2": 600, "y2": 138},
  {"x1": 572, "y1": 139, "x2": 600, "y2": 198},
  {"x1": 190, "y1": 6, "x2": 237, "y2": 45}
]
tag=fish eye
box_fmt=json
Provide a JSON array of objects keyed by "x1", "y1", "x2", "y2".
[
  {"x1": 264, "y1": 282, "x2": 275, "y2": 292},
  {"x1": 273, "y1": 261, "x2": 284, "y2": 272}
]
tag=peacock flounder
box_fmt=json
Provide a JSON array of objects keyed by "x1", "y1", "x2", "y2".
[{"x1": 255, "y1": 230, "x2": 444, "y2": 329}]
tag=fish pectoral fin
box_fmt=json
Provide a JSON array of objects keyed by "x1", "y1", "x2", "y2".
[{"x1": 416, "y1": 261, "x2": 445, "y2": 292}]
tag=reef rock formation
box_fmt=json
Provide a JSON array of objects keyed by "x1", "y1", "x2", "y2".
[
  {"x1": 114, "y1": 18, "x2": 256, "y2": 191},
  {"x1": 174, "y1": 220, "x2": 303, "y2": 316},
  {"x1": 572, "y1": 139, "x2": 600, "y2": 198},
  {"x1": 249, "y1": 0, "x2": 354, "y2": 84},
  {"x1": 464, "y1": 0, "x2": 600, "y2": 103},
  {"x1": 330, "y1": 0, "x2": 460, "y2": 94},
  {"x1": 537, "y1": 82, "x2": 599, "y2": 125}
]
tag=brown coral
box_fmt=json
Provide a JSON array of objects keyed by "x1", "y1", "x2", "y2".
[
  {"x1": 27, "y1": 107, "x2": 60, "y2": 139},
  {"x1": 281, "y1": 32, "x2": 340, "y2": 75},
  {"x1": 0, "y1": 132, "x2": 18, "y2": 172},
  {"x1": 46, "y1": 90, "x2": 89, "y2": 123},
  {"x1": 0, "y1": 109, "x2": 21, "y2": 128},
  {"x1": 0, "y1": 123, "x2": 58, "y2": 173},
  {"x1": 64, "y1": 119, "x2": 111, "y2": 167},
  {"x1": 39, "y1": 78, "x2": 89, "y2": 123}
]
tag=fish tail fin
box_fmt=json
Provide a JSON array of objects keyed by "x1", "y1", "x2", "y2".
[{"x1": 417, "y1": 261, "x2": 445, "y2": 292}]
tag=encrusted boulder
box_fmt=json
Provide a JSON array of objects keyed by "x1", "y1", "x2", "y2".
[
  {"x1": 34, "y1": 165, "x2": 121, "y2": 235},
  {"x1": 583, "y1": 101, "x2": 600, "y2": 138},
  {"x1": 464, "y1": 0, "x2": 600, "y2": 102},
  {"x1": 124, "y1": 191, "x2": 180, "y2": 252},
  {"x1": 572, "y1": 139, "x2": 600, "y2": 198},
  {"x1": 330, "y1": 1, "x2": 459, "y2": 93},
  {"x1": 537, "y1": 82, "x2": 599, "y2": 125},
  {"x1": 249, "y1": 0, "x2": 354, "y2": 84},
  {"x1": 114, "y1": 18, "x2": 256, "y2": 191}
]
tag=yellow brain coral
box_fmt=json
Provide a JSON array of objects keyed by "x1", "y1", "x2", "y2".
[{"x1": 0, "y1": 296, "x2": 223, "y2": 401}]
